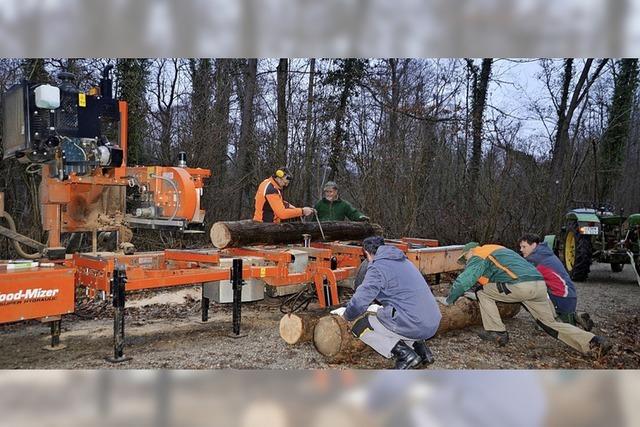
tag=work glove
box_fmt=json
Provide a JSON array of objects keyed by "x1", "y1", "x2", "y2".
[
  {"x1": 463, "y1": 291, "x2": 478, "y2": 301},
  {"x1": 330, "y1": 307, "x2": 346, "y2": 317},
  {"x1": 366, "y1": 304, "x2": 382, "y2": 313},
  {"x1": 435, "y1": 296, "x2": 450, "y2": 306}
]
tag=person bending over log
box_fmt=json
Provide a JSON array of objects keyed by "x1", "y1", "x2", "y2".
[
  {"x1": 331, "y1": 236, "x2": 441, "y2": 369},
  {"x1": 518, "y1": 233, "x2": 594, "y2": 331},
  {"x1": 253, "y1": 167, "x2": 315, "y2": 223},
  {"x1": 440, "y1": 242, "x2": 611, "y2": 358}
]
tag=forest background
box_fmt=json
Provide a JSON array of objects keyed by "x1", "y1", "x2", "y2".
[{"x1": 0, "y1": 57, "x2": 638, "y2": 254}]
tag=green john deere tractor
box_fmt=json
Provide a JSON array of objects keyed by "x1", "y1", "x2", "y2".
[{"x1": 545, "y1": 207, "x2": 640, "y2": 282}]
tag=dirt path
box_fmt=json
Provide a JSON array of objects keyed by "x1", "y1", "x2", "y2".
[{"x1": 1, "y1": 263, "x2": 638, "y2": 369}]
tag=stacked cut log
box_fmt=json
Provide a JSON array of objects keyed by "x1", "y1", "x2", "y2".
[
  {"x1": 313, "y1": 314, "x2": 373, "y2": 363},
  {"x1": 280, "y1": 298, "x2": 521, "y2": 363},
  {"x1": 279, "y1": 310, "x2": 326, "y2": 345},
  {"x1": 210, "y1": 219, "x2": 383, "y2": 249}
]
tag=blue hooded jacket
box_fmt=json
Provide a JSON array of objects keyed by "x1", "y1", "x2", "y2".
[
  {"x1": 525, "y1": 242, "x2": 577, "y2": 313},
  {"x1": 344, "y1": 245, "x2": 441, "y2": 340}
]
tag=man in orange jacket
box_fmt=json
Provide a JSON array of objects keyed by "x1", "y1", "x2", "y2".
[{"x1": 253, "y1": 167, "x2": 315, "y2": 223}]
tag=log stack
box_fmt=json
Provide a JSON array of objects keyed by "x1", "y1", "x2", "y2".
[
  {"x1": 279, "y1": 310, "x2": 326, "y2": 345},
  {"x1": 210, "y1": 219, "x2": 383, "y2": 249}
]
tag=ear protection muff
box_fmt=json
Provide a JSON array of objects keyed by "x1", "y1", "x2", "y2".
[{"x1": 275, "y1": 168, "x2": 292, "y2": 180}]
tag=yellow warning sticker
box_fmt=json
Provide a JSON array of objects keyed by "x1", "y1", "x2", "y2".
[
  {"x1": 78, "y1": 93, "x2": 86, "y2": 107},
  {"x1": 260, "y1": 267, "x2": 266, "y2": 277}
]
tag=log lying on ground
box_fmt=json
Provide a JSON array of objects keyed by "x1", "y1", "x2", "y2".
[
  {"x1": 313, "y1": 314, "x2": 373, "y2": 363},
  {"x1": 279, "y1": 310, "x2": 327, "y2": 345},
  {"x1": 313, "y1": 299, "x2": 521, "y2": 363},
  {"x1": 436, "y1": 296, "x2": 521, "y2": 334},
  {"x1": 211, "y1": 219, "x2": 383, "y2": 249}
]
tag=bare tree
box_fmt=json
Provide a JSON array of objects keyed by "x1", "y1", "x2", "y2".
[
  {"x1": 598, "y1": 58, "x2": 638, "y2": 202},
  {"x1": 547, "y1": 58, "x2": 608, "y2": 228},
  {"x1": 233, "y1": 59, "x2": 258, "y2": 220},
  {"x1": 148, "y1": 58, "x2": 183, "y2": 165},
  {"x1": 467, "y1": 58, "x2": 493, "y2": 190},
  {"x1": 116, "y1": 59, "x2": 150, "y2": 165},
  {"x1": 275, "y1": 58, "x2": 289, "y2": 166},
  {"x1": 324, "y1": 59, "x2": 367, "y2": 181},
  {"x1": 301, "y1": 58, "x2": 317, "y2": 206}
]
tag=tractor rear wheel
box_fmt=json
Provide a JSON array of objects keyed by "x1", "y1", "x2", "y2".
[
  {"x1": 611, "y1": 263, "x2": 624, "y2": 273},
  {"x1": 563, "y1": 226, "x2": 592, "y2": 281}
]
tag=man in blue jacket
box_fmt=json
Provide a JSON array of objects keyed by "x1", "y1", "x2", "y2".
[
  {"x1": 331, "y1": 236, "x2": 442, "y2": 369},
  {"x1": 519, "y1": 233, "x2": 594, "y2": 331}
]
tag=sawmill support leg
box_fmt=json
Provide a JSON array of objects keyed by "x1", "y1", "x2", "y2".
[
  {"x1": 43, "y1": 317, "x2": 66, "y2": 351},
  {"x1": 201, "y1": 286, "x2": 210, "y2": 322},
  {"x1": 51, "y1": 319, "x2": 61, "y2": 347},
  {"x1": 228, "y1": 258, "x2": 246, "y2": 338},
  {"x1": 106, "y1": 265, "x2": 131, "y2": 363}
]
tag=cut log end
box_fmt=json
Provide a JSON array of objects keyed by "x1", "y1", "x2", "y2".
[
  {"x1": 279, "y1": 314, "x2": 304, "y2": 345},
  {"x1": 313, "y1": 315, "x2": 343, "y2": 357},
  {"x1": 210, "y1": 222, "x2": 232, "y2": 249}
]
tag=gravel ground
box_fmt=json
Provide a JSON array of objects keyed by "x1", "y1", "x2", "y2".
[{"x1": 1, "y1": 262, "x2": 639, "y2": 369}]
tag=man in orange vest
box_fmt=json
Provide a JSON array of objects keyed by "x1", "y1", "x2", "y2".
[{"x1": 253, "y1": 167, "x2": 315, "y2": 223}]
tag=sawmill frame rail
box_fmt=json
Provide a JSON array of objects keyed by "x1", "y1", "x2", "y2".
[{"x1": 0, "y1": 238, "x2": 464, "y2": 361}]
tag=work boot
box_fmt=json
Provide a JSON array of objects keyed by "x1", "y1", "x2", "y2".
[
  {"x1": 412, "y1": 340, "x2": 435, "y2": 366},
  {"x1": 557, "y1": 312, "x2": 576, "y2": 325},
  {"x1": 391, "y1": 341, "x2": 422, "y2": 370},
  {"x1": 575, "y1": 312, "x2": 595, "y2": 331},
  {"x1": 589, "y1": 336, "x2": 611, "y2": 358},
  {"x1": 478, "y1": 330, "x2": 509, "y2": 347}
]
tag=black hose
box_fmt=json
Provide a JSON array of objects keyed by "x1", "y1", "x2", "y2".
[
  {"x1": 0, "y1": 212, "x2": 41, "y2": 259},
  {"x1": 279, "y1": 285, "x2": 317, "y2": 314}
]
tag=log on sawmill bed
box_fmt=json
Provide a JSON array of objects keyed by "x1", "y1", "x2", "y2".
[{"x1": 210, "y1": 219, "x2": 383, "y2": 248}]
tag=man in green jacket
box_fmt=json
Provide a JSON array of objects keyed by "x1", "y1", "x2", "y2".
[
  {"x1": 440, "y1": 242, "x2": 610, "y2": 358},
  {"x1": 315, "y1": 181, "x2": 370, "y2": 222}
]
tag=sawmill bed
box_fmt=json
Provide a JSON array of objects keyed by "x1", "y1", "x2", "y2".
[{"x1": 0, "y1": 264, "x2": 638, "y2": 369}]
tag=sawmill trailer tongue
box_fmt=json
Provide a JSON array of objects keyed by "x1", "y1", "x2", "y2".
[{"x1": 0, "y1": 66, "x2": 463, "y2": 361}]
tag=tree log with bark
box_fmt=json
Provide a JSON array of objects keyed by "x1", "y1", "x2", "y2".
[
  {"x1": 279, "y1": 310, "x2": 328, "y2": 345},
  {"x1": 313, "y1": 314, "x2": 372, "y2": 363},
  {"x1": 312, "y1": 299, "x2": 521, "y2": 363},
  {"x1": 211, "y1": 220, "x2": 383, "y2": 249}
]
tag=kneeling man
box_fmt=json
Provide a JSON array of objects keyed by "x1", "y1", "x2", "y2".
[{"x1": 332, "y1": 236, "x2": 442, "y2": 369}]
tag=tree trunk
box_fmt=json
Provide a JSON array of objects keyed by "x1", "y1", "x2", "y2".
[
  {"x1": 326, "y1": 59, "x2": 367, "y2": 181},
  {"x1": 302, "y1": 58, "x2": 316, "y2": 206},
  {"x1": 189, "y1": 58, "x2": 213, "y2": 165},
  {"x1": 279, "y1": 310, "x2": 327, "y2": 344},
  {"x1": 547, "y1": 58, "x2": 608, "y2": 230},
  {"x1": 328, "y1": 84, "x2": 350, "y2": 181},
  {"x1": 313, "y1": 299, "x2": 521, "y2": 363},
  {"x1": 208, "y1": 58, "x2": 233, "y2": 221},
  {"x1": 468, "y1": 58, "x2": 493, "y2": 189},
  {"x1": 275, "y1": 58, "x2": 289, "y2": 166},
  {"x1": 210, "y1": 220, "x2": 383, "y2": 248},
  {"x1": 115, "y1": 59, "x2": 149, "y2": 165},
  {"x1": 550, "y1": 58, "x2": 575, "y2": 193},
  {"x1": 598, "y1": 58, "x2": 639, "y2": 202},
  {"x1": 234, "y1": 59, "x2": 258, "y2": 220}
]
